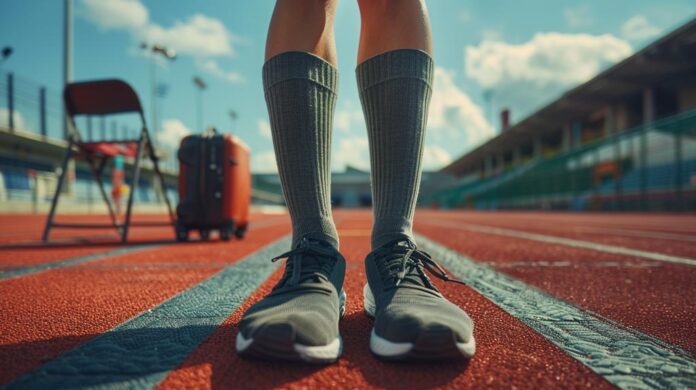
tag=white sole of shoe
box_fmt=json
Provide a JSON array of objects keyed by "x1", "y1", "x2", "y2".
[
  {"x1": 235, "y1": 289, "x2": 347, "y2": 363},
  {"x1": 235, "y1": 331, "x2": 343, "y2": 363},
  {"x1": 363, "y1": 284, "x2": 476, "y2": 359}
]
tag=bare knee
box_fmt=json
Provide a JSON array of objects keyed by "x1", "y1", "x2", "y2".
[
  {"x1": 266, "y1": 0, "x2": 338, "y2": 62},
  {"x1": 356, "y1": 0, "x2": 431, "y2": 62}
]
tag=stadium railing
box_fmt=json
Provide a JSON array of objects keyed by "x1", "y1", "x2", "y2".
[
  {"x1": 0, "y1": 71, "x2": 179, "y2": 172},
  {"x1": 0, "y1": 71, "x2": 179, "y2": 211},
  {"x1": 422, "y1": 109, "x2": 696, "y2": 211}
]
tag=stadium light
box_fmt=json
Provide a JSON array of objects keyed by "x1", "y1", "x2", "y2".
[
  {"x1": 151, "y1": 44, "x2": 177, "y2": 60},
  {"x1": 1, "y1": 46, "x2": 12, "y2": 62},
  {"x1": 193, "y1": 77, "x2": 207, "y2": 90}
]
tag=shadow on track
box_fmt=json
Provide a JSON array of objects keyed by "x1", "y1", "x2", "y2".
[
  {"x1": 0, "y1": 324, "x2": 325, "y2": 389},
  {"x1": 339, "y1": 310, "x2": 470, "y2": 389},
  {"x1": 2, "y1": 308, "x2": 469, "y2": 389},
  {"x1": 0, "y1": 238, "x2": 182, "y2": 251},
  {"x1": 184, "y1": 311, "x2": 470, "y2": 389},
  {"x1": 0, "y1": 216, "x2": 289, "y2": 251},
  {"x1": 0, "y1": 233, "x2": 240, "y2": 251}
]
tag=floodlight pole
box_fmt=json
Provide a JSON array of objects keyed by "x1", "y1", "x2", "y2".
[
  {"x1": 63, "y1": 0, "x2": 73, "y2": 140},
  {"x1": 229, "y1": 110, "x2": 237, "y2": 133},
  {"x1": 197, "y1": 88, "x2": 202, "y2": 131},
  {"x1": 141, "y1": 43, "x2": 176, "y2": 147},
  {"x1": 193, "y1": 77, "x2": 207, "y2": 131},
  {"x1": 150, "y1": 58, "x2": 157, "y2": 144}
]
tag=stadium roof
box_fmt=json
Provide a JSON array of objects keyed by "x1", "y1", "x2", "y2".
[{"x1": 442, "y1": 17, "x2": 696, "y2": 176}]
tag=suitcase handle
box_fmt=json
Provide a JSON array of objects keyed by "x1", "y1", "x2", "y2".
[{"x1": 203, "y1": 127, "x2": 218, "y2": 138}]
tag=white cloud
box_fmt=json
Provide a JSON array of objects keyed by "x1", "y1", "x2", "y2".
[
  {"x1": 81, "y1": 0, "x2": 148, "y2": 31},
  {"x1": 199, "y1": 60, "x2": 244, "y2": 83},
  {"x1": 251, "y1": 150, "x2": 278, "y2": 173},
  {"x1": 331, "y1": 138, "x2": 452, "y2": 172},
  {"x1": 465, "y1": 32, "x2": 632, "y2": 120},
  {"x1": 80, "y1": 0, "x2": 239, "y2": 69},
  {"x1": 564, "y1": 6, "x2": 593, "y2": 28},
  {"x1": 0, "y1": 109, "x2": 26, "y2": 131},
  {"x1": 332, "y1": 136, "x2": 370, "y2": 172},
  {"x1": 144, "y1": 14, "x2": 235, "y2": 57},
  {"x1": 334, "y1": 106, "x2": 364, "y2": 133},
  {"x1": 422, "y1": 145, "x2": 452, "y2": 171},
  {"x1": 458, "y1": 10, "x2": 472, "y2": 23},
  {"x1": 257, "y1": 119, "x2": 272, "y2": 140},
  {"x1": 157, "y1": 119, "x2": 191, "y2": 149},
  {"x1": 428, "y1": 67, "x2": 495, "y2": 149},
  {"x1": 481, "y1": 28, "x2": 503, "y2": 42},
  {"x1": 622, "y1": 15, "x2": 662, "y2": 42}
]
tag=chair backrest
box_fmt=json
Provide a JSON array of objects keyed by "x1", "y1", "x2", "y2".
[{"x1": 64, "y1": 79, "x2": 143, "y2": 117}]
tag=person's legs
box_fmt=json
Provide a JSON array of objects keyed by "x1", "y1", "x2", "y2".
[
  {"x1": 265, "y1": 0, "x2": 339, "y2": 249},
  {"x1": 237, "y1": 0, "x2": 346, "y2": 364},
  {"x1": 357, "y1": 0, "x2": 476, "y2": 361},
  {"x1": 357, "y1": 0, "x2": 432, "y2": 249}
]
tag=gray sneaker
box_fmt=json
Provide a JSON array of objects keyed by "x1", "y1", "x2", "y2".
[
  {"x1": 236, "y1": 237, "x2": 346, "y2": 363},
  {"x1": 364, "y1": 239, "x2": 475, "y2": 361}
]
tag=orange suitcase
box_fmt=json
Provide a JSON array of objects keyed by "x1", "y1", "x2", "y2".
[{"x1": 176, "y1": 128, "x2": 250, "y2": 241}]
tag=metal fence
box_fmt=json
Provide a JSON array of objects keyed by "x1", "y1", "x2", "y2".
[
  {"x1": 422, "y1": 109, "x2": 696, "y2": 211},
  {"x1": 0, "y1": 71, "x2": 178, "y2": 172},
  {"x1": 0, "y1": 72, "x2": 65, "y2": 140},
  {"x1": 0, "y1": 71, "x2": 181, "y2": 210}
]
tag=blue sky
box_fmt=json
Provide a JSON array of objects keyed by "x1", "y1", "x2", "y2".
[{"x1": 2, "y1": 0, "x2": 695, "y2": 172}]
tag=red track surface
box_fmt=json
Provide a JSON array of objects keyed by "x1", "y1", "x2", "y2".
[{"x1": 0, "y1": 210, "x2": 694, "y2": 388}]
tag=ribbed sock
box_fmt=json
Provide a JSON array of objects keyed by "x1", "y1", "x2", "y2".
[
  {"x1": 356, "y1": 49, "x2": 434, "y2": 249},
  {"x1": 263, "y1": 51, "x2": 339, "y2": 249}
]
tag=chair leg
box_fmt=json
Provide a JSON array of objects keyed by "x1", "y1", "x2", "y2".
[
  {"x1": 122, "y1": 137, "x2": 145, "y2": 243},
  {"x1": 89, "y1": 155, "x2": 120, "y2": 234},
  {"x1": 42, "y1": 143, "x2": 73, "y2": 242}
]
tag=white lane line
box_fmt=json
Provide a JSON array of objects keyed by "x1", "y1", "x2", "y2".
[
  {"x1": 415, "y1": 234, "x2": 696, "y2": 389},
  {"x1": 419, "y1": 220, "x2": 696, "y2": 267},
  {"x1": 570, "y1": 227, "x2": 696, "y2": 243},
  {"x1": 433, "y1": 216, "x2": 696, "y2": 242},
  {"x1": 430, "y1": 214, "x2": 696, "y2": 235},
  {"x1": 489, "y1": 260, "x2": 660, "y2": 269}
]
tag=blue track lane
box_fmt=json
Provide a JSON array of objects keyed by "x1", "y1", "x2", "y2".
[
  {"x1": 5, "y1": 236, "x2": 291, "y2": 389},
  {"x1": 416, "y1": 233, "x2": 696, "y2": 389}
]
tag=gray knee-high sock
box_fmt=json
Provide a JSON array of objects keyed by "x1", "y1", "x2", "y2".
[
  {"x1": 263, "y1": 51, "x2": 339, "y2": 249},
  {"x1": 357, "y1": 49, "x2": 434, "y2": 249}
]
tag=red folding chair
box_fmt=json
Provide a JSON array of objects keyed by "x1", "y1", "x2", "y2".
[{"x1": 42, "y1": 79, "x2": 176, "y2": 242}]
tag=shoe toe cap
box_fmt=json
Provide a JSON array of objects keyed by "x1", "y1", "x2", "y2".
[
  {"x1": 240, "y1": 308, "x2": 338, "y2": 346},
  {"x1": 375, "y1": 300, "x2": 474, "y2": 344}
]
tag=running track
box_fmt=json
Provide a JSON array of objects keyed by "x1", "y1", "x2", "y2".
[{"x1": 0, "y1": 211, "x2": 694, "y2": 389}]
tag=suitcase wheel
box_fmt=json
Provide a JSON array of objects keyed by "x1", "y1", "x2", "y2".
[
  {"x1": 234, "y1": 224, "x2": 248, "y2": 239},
  {"x1": 220, "y1": 227, "x2": 232, "y2": 241},
  {"x1": 200, "y1": 229, "x2": 210, "y2": 241},
  {"x1": 176, "y1": 224, "x2": 189, "y2": 242}
]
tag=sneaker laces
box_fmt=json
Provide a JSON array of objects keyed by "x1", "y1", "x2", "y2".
[
  {"x1": 271, "y1": 237, "x2": 341, "y2": 288},
  {"x1": 373, "y1": 239, "x2": 466, "y2": 290}
]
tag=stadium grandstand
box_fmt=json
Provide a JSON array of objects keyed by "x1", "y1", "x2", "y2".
[{"x1": 421, "y1": 18, "x2": 696, "y2": 211}]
